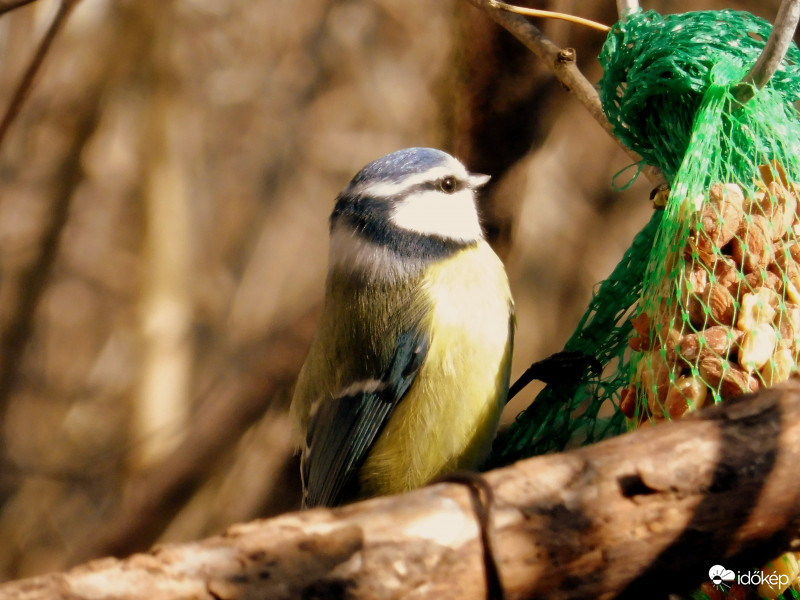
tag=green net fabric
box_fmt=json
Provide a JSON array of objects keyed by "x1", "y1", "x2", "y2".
[
  {"x1": 491, "y1": 211, "x2": 661, "y2": 464},
  {"x1": 600, "y1": 10, "x2": 800, "y2": 183},
  {"x1": 492, "y1": 9, "x2": 800, "y2": 466}
]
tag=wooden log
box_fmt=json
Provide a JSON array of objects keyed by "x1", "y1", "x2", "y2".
[{"x1": 4, "y1": 382, "x2": 800, "y2": 599}]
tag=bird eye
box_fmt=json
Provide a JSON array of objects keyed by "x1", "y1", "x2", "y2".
[{"x1": 439, "y1": 176, "x2": 458, "y2": 194}]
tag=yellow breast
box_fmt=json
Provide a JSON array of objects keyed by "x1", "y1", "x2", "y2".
[{"x1": 357, "y1": 240, "x2": 514, "y2": 497}]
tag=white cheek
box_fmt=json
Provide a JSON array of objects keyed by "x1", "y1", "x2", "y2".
[{"x1": 390, "y1": 189, "x2": 484, "y2": 242}]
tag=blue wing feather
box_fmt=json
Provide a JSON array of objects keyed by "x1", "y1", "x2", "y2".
[{"x1": 302, "y1": 329, "x2": 429, "y2": 508}]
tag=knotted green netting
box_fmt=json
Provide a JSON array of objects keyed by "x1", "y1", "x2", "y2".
[
  {"x1": 490, "y1": 211, "x2": 660, "y2": 464},
  {"x1": 601, "y1": 9, "x2": 800, "y2": 183},
  {"x1": 492, "y1": 9, "x2": 800, "y2": 467}
]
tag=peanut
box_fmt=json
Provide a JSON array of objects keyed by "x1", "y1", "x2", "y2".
[
  {"x1": 664, "y1": 374, "x2": 708, "y2": 419},
  {"x1": 738, "y1": 323, "x2": 778, "y2": 371},
  {"x1": 675, "y1": 325, "x2": 741, "y2": 365},
  {"x1": 739, "y1": 270, "x2": 781, "y2": 299},
  {"x1": 731, "y1": 214, "x2": 775, "y2": 273},
  {"x1": 758, "y1": 159, "x2": 789, "y2": 188},
  {"x1": 619, "y1": 384, "x2": 637, "y2": 419},
  {"x1": 760, "y1": 346, "x2": 795, "y2": 386},
  {"x1": 737, "y1": 287, "x2": 779, "y2": 332},
  {"x1": 698, "y1": 353, "x2": 759, "y2": 398},
  {"x1": 694, "y1": 182, "x2": 744, "y2": 252},
  {"x1": 636, "y1": 350, "x2": 671, "y2": 416},
  {"x1": 777, "y1": 304, "x2": 800, "y2": 350},
  {"x1": 690, "y1": 282, "x2": 736, "y2": 327}
]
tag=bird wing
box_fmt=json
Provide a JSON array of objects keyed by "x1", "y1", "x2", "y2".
[{"x1": 301, "y1": 329, "x2": 429, "y2": 508}]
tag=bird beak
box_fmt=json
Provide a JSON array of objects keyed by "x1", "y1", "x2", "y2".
[{"x1": 468, "y1": 173, "x2": 491, "y2": 189}]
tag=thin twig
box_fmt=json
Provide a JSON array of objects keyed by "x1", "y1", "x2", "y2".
[
  {"x1": 733, "y1": 0, "x2": 800, "y2": 104},
  {"x1": 616, "y1": 0, "x2": 640, "y2": 19},
  {"x1": 486, "y1": 0, "x2": 609, "y2": 32},
  {"x1": 0, "y1": 0, "x2": 80, "y2": 149},
  {"x1": 465, "y1": 0, "x2": 666, "y2": 186}
]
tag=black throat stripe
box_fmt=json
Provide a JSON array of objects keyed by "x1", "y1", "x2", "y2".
[{"x1": 330, "y1": 193, "x2": 476, "y2": 260}]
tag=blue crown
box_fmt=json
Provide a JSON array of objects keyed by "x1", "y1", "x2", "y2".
[{"x1": 349, "y1": 148, "x2": 451, "y2": 186}]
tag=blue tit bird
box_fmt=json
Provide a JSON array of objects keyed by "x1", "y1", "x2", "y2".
[{"x1": 291, "y1": 147, "x2": 514, "y2": 508}]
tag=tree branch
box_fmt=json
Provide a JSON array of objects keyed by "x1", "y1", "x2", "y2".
[
  {"x1": 733, "y1": 0, "x2": 800, "y2": 104},
  {"x1": 464, "y1": 0, "x2": 666, "y2": 186},
  {"x1": 0, "y1": 0, "x2": 40, "y2": 17},
  {"x1": 616, "y1": 0, "x2": 639, "y2": 19},
  {"x1": 0, "y1": 0, "x2": 80, "y2": 148},
  {"x1": 0, "y1": 33, "x2": 102, "y2": 503},
  {"x1": 7, "y1": 382, "x2": 800, "y2": 599}
]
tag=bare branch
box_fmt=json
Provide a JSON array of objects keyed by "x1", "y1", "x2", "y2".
[
  {"x1": 0, "y1": 38, "x2": 102, "y2": 490},
  {"x1": 733, "y1": 0, "x2": 800, "y2": 104},
  {"x1": 616, "y1": 0, "x2": 640, "y2": 19},
  {"x1": 0, "y1": 0, "x2": 80, "y2": 149},
  {"x1": 0, "y1": 0, "x2": 39, "y2": 16},
  {"x1": 7, "y1": 382, "x2": 800, "y2": 599},
  {"x1": 464, "y1": 0, "x2": 666, "y2": 186}
]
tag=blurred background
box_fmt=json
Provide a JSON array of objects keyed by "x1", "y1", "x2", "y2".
[{"x1": 0, "y1": 0, "x2": 783, "y2": 582}]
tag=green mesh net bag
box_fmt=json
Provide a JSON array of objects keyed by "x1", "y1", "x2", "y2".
[
  {"x1": 493, "y1": 8, "x2": 800, "y2": 461},
  {"x1": 603, "y1": 9, "x2": 800, "y2": 426}
]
